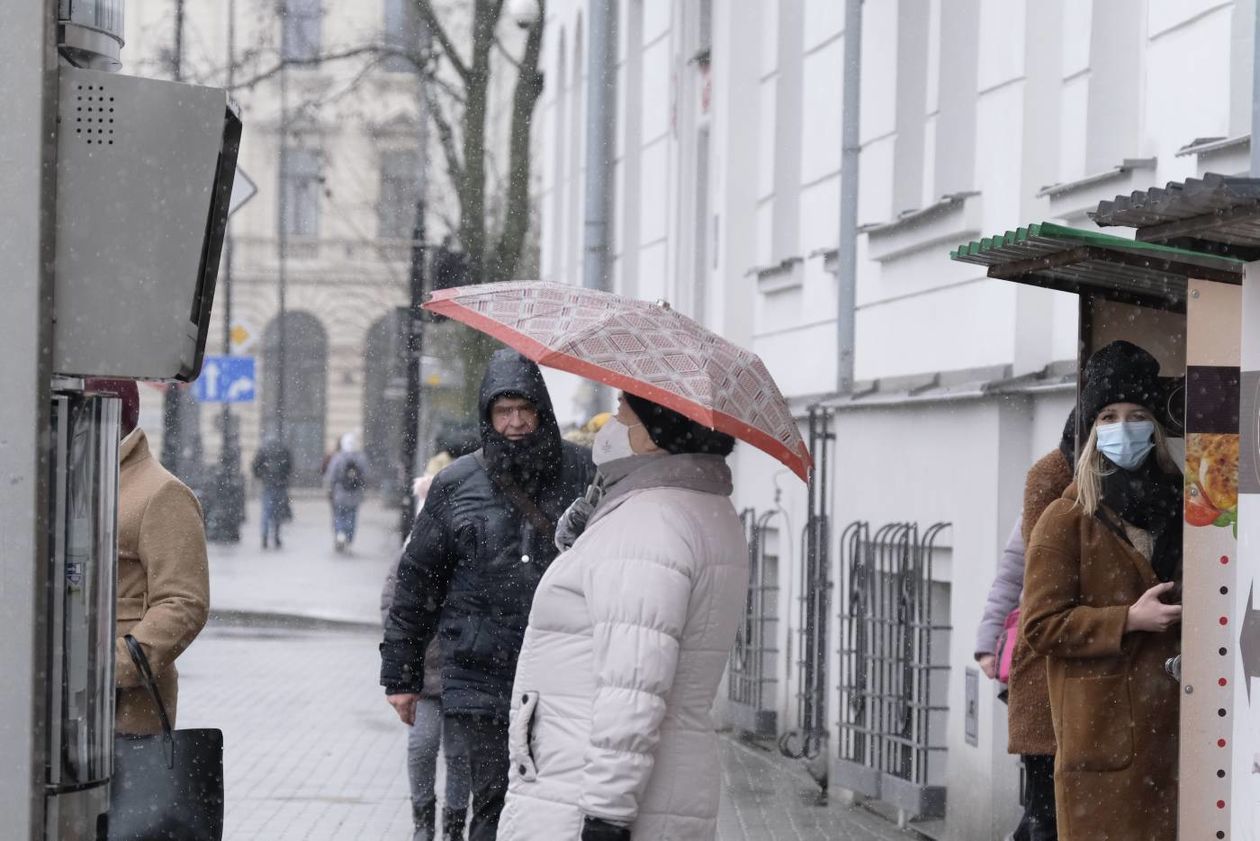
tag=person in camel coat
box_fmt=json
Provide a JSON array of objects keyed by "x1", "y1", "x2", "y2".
[
  {"x1": 1022, "y1": 342, "x2": 1182, "y2": 841},
  {"x1": 89, "y1": 379, "x2": 211, "y2": 735}
]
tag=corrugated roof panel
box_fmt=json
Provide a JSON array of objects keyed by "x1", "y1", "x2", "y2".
[
  {"x1": 1091, "y1": 173, "x2": 1260, "y2": 250},
  {"x1": 948, "y1": 222, "x2": 1244, "y2": 309}
]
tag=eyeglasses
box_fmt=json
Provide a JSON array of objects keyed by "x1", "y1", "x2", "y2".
[{"x1": 491, "y1": 403, "x2": 539, "y2": 422}]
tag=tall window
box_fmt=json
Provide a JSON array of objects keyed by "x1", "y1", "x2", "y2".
[
  {"x1": 280, "y1": 148, "x2": 322, "y2": 237},
  {"x1": 378, "y1": 150, "x2": 418, "y2": 239},
  {"x1": 282, "y1": 0, "x2": 322, "y2": 62},
  {"x1": 382, "y1": 0, "x2": 417, "y2": 72}
]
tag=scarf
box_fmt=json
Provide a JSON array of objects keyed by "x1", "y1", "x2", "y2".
[
  {"x1": 1098, "y1": 454, "x2": 1183, "y2": 583},
  {"x1": 553, "y1": 453, "x2": 734, "y2": 550}
]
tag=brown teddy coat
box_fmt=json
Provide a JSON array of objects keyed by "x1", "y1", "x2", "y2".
[
  {"x1": 1005, "y1": 449, "x2": 1073, "y2": 755},
  {"x1": 1022, "y1": 486, "x2": 1180, "y2": 841},
  {"x1": 115, "y1": 429, "x2": 210, "y2": 735}
]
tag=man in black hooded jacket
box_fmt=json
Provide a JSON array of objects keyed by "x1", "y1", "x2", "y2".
[{"x1": 381, "y1": 349, "x2": 595, "y2": 841}]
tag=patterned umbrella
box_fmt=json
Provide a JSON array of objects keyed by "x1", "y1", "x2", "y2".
[{"x1": 424, "y1": 280, "x2": 812, "y2": 481}]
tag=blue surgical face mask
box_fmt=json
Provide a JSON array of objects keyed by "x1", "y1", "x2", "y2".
[{"x1": 1095, "y1": 420, "x2": 1156, "y2": 470}]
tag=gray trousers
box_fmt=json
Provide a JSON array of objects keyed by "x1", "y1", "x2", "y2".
[{"x1": 409, "y1": 697, "x2": 471, "y2": 841}]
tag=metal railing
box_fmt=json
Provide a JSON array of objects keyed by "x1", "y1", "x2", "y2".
[
  {"x1": 835, "y1": 520, "x2": 952, "y2": 818},
  {"x1": 725, "y1": 508, "x2": 781, "y2": 737},
  {"x1": 781, "y1": 406, "x2": 834, "y2": 762}
]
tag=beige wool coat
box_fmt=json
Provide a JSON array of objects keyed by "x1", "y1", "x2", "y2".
[
  {"x1": 115, "y1": 429, "x2": 211, "y2": 735},
  {"x1": 1022, "y1": 486, "x2": 1180, "y2": 841}
]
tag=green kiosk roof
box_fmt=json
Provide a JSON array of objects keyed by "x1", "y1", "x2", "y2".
[{"x1": 949, "y1": 222, "x2": 1243, "y2": 309}]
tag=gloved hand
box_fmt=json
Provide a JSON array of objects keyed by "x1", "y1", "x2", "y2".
[
  {"x1": 554, "y1": 476, "x2": 604, "y2": 551},
  {"x1": 554, "y1": 494, "x2": 595, "y2": 551},
  {"x1": 581, "y1": 816, "x2": 631, "y2": 841}
]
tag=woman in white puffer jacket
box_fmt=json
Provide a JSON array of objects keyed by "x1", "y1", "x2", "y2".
[{"x1": 498, "y1": 392, "x2": 749, "y2": 841}]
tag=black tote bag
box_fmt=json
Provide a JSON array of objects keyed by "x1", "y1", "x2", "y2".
[{"x1": 109, "y1": 634, "x2": 224, "y2": 841}]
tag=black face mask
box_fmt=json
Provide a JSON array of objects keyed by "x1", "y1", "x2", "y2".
[{"x1": 1098, "y1": 454, "x2": 1183, "y2": 582}]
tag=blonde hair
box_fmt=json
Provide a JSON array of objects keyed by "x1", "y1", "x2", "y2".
[{"x1": 1074, "y1": 416, "x2": 1179, "y2": 515}]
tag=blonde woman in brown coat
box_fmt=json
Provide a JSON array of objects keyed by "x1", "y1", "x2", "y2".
[
  {"x1": 1022, "y1": 342, "x2": 1183, "y2": 841},
  {"x1": 90, "y1": 379, "x2": 211, "y2": 735}
]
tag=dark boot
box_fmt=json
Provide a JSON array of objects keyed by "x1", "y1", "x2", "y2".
[
  {"x1": 442, "y1": 807, "x2": 466, "y2": 841},
  {"x1": 411, "y1": 800, "x2": 436, "y2": 841}
]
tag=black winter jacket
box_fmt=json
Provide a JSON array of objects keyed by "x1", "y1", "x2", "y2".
[{"x1": 380, "y1": 350, "x2": 595, "y2": 717}]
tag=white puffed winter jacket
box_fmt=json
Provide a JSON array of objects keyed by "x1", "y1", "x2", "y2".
[{"x1": 498, "y1": 459, "x2": 747, "y2": 840}]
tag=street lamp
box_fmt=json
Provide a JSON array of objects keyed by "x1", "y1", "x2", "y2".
[{"x1": 506, "y1": 0, "x2": 541, "y2": 28}]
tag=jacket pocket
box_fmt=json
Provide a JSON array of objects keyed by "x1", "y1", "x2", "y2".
[
  {"x1": 115, "y1": 596, "x2": 146, "y2": 635},
  {"x1": 452, "y1": 615, "x2": 523, "y2": 671},
  {"x1": 1057, "y1": 673, "x2": 1134, "y2": 772},
  {"x1": 508, "y1": 690, "x2": 539, "y2": 783}
]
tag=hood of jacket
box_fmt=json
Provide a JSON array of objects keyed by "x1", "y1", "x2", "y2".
[{"x1": 478, "y1": 349, "x2": 563, "y2": 487}]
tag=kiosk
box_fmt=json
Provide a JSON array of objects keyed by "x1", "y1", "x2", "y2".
[{"x1": 950, "y1": 204, "x2": 1254, "y2": 838}]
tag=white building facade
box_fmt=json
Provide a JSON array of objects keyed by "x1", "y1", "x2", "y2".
[
  {"x1": 534, "y1": 1, "x2": 1256, "y2": 838},
  {"x1": 123, "y1": 0, "x2": 525, "y2": 492}
]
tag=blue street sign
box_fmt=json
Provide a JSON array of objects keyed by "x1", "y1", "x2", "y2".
[{"x1": 193, "y1": 355, "x2": 256, "y2": 404}]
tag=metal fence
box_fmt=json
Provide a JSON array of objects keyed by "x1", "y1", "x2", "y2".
[
  {"x1": 834, "y1": 520, "x2": 952, "y2": 819},
  {"x1": 725, "y1": 508, "x2": 782, "y2": 737}
]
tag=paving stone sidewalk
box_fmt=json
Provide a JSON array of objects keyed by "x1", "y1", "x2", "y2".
[{"x1": 189, "y1": 495, "x2": 915, "y2": 840}]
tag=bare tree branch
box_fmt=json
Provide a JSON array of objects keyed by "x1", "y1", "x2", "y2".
[
  {"x1": 427, "y1": 71, "x2": 467, "y2": 106},
  {"x1": 493, "y1": 36, "x2": 523, "y2": 71},
  {"x1": 488, "y1": 1, "x2": 545, "y2": 284},
  {"x1": 427, "y1": 87, "x2": 466, "y2": 193},
  {"x1": 228, "y1": 44, "x2": 426, "y2": 90},
  {"x1": 417, "y1": 0, "x2": 471, "y2": 83}
]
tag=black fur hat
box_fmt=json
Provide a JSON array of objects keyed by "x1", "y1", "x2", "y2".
[{"x1": 623, "y1": 393, "x2": 736, "y2": 456}]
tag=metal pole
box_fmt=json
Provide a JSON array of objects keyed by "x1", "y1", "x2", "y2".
[
  {"x1": 174, "y1": 0, "x2": 185, "y2": 80},
  {"x1": 581, "y1": 0, "x2": 616, "y2": 417},
  {"x1": 0, "y1": 0, "x2": 57, "y2": 835},
  {"x1": 207, "y1": 0, "x2": 245, "y2": 542},
  {"x1": 163, "y1": 0, "x2": 188, "y2": 473},
  {"x1": 401, "y1": 13, "x2": 432, "y2": 539},
  {"x1": 1252, "y1": 0, "x2": 1260, "y2": 176},
  {"x1": 837, "y1": 0, "x2": 862, "y2": 394},
  {"x1": 276, "y1": 3, "x2": 289, "y2": 443}
]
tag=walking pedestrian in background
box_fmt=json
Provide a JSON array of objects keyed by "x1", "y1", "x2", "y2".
[
  {"x1": 86, "y1": 378, "x2": 210, "y2": 736},
  {"x1": 252, "y1": 433, "x2": 293, "y2": 550},
  {"x1": 1023, "y1": 341, "x2": 1182, "y2": 841},
  {"x1": 497, "y1": 392, "x2": 748, "y2": 841},
  {"x1": 381, "y1": 350, "x2": 595, "y2": 841},
  {"x1": 325, "y1": 431, "x2": 370, "y2": 552}
]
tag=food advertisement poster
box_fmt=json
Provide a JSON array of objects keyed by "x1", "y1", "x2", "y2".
[{"x1": 1180, "y1": 279, "x2": 1245, "y2": 839}]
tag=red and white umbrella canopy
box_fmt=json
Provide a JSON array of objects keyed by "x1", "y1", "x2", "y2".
[{"x1": 424, "y1": 281, "x2": 812, "y2": 481}]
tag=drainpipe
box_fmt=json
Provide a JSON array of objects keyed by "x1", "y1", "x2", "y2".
[
  {"x1": 837, "y1": 0, "x2": 862, "y2": 394},
  {"x1": 582, "y1": 0, "x2": 616, "y2": 417},
  {"x1": 1253, "y1": 0, "x2": 1260, "y2": 175}
]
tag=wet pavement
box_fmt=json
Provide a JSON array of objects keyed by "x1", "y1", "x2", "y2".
[{"x1": 179, "y1": 493, "x2": 915, "y2": 840}]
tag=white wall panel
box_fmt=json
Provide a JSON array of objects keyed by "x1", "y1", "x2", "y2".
[
  {"x1": 855, "y1": 280, "x2": 1016, "y2": 380},
  {"x1": 1144, "y1": 9, "x2": 1231, "y2": 155},
  {"x1": 1058, "y1": 74, "x2": 1089, "y2": 182},
  {"x1": 800, "y1": 40, "x2": 843, "y2": 185},
  {"x1": 860, "y1": 0, "x2": 898, "y2": 142},
  {"x1": 1061, "y1": 0, "x2": 1093, "y2": 76},
  {"x1": 639, "y1": 139, "x2": 670, "y2": 246},
  {"x1": 641, "y1": 36, "x2": 672, "y2": 143},
  {"x1": 1148, "y1": 0, "x2": 1234, "y2": 38},
  {"x1": 978, "y1": 0, "x2": 1026, "y2": 91},
  {"x1": 803, "y1": 0, "x2": 844, "y2": 51}
]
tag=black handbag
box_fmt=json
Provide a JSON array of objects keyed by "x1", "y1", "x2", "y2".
[{"x1": 109, "y1": 634, "x2": 224, "y2": 841}]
